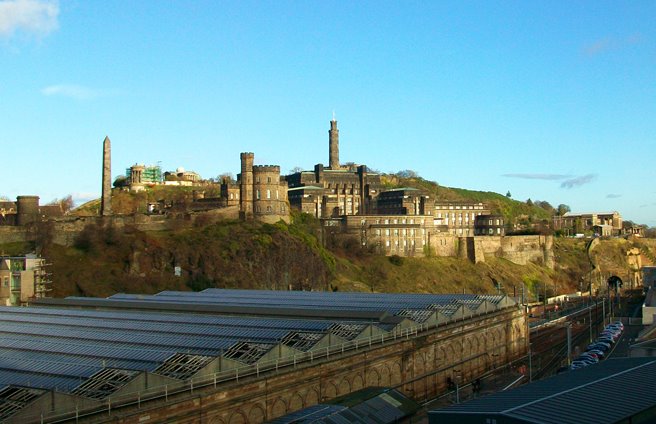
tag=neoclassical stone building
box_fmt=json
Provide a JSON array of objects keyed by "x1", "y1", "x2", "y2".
[{"x1": 285, "y1": 120, "x2": 385, "y2": 217}]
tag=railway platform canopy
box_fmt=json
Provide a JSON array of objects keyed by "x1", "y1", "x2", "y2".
[
  {"x1": 1, "y1": 289, "x2": 517, "y2": 422},
  {"x1": 429, "y1": 357, "x2": 656, "y2": 424}
]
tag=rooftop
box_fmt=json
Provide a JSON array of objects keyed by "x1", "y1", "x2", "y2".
[{"x1": 429, "y1": 357, "x2": 656, "y2": 424}]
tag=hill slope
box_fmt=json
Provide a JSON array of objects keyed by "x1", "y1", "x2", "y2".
[{"x1": 20, "y1": 214, "x2": 652, "y2": 302}]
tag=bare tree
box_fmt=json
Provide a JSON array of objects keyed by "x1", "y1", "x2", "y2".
[{"x1": 48, "y1": 195, "x2": 74, "y2": 213}]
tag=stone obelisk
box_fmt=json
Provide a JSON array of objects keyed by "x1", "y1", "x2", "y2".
[{"x1": 100, "y1": 136, "x2": 112, "y2": 216}]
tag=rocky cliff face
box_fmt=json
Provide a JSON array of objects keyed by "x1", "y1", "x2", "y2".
[{"x1": 46, "y1": 220, "x2": 334, "y2": 298}]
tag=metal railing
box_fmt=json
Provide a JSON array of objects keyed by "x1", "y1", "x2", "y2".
[{"x1": 23, "y1": 308, "x2": 510, "y2": 423}]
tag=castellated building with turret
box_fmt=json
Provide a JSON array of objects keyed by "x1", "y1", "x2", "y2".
[
  {"x1": 0, "y1": 125, "x2": 557, "y2": 265},
  {"x1": 237, "y1": 153, "x2": 289, "y2": 224}
]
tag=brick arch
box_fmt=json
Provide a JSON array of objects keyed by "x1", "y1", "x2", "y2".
[
  {"x1": 323, "y1": 381, "x2": 338, "y2": 400},
  {"x1": 227, "y1": 410, "x2": 248, "y2": 424},
  {"x1": 414, "y1": 352, "x2": 427, "y2": 400},
  {"x1": 471, "y1": 333, "x2": 480, "y2": 350},
  {"x1": 305, "y1": 388, "x2": 320, "y2": 406},
  {"x1": 288, "y1": 392, "x2": 304, "y2": 411},
  {"x1": 391, "y1": 361, "x2": 402, "y2": 385},
  {"x1": 476, "y1": 334, "x2": 485, "y2": 352},
  {"x1": 445, "y1": 342, "x2": 458, "y2": 362},
  {"x1": 424, "y1": 346, "x2": 434, "y2": 364},
  {"x1": 337, "y1": 377, "x2": 351, "y2": 395},
  {"x1": 207, "y1": 416, "x2": 226, "y2": 424},
  {"x1": 437, "y1": 346, "x2": 447, "y2": 364},
  {"x1": 464, "y1": 338, "x2": 473, "y2": 358},
  {"x1": 366, "y1": 368, "x2": 381, "y2": 386},
  {"x1": 352, "y1": 374, "x2": 364, "y2": 391},
  {"x1": 415, "y1": 352, "x2": 427, "y2": 374},
  {"x1": 380, "y1": 364, "x2": 392, "y2": 386},
  {"x1": 247, "y1": 405, "x2": 266, "y2": 424},
  {"x1": 271, "y1": 398, "x2": 288, "y2": 419},
  {"x1": 513, "y1": 323, "x2": 522, "y2": 337}
]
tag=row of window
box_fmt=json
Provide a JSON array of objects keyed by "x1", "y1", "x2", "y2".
[
  {"x1": 255, "y1": 189, "x2": 280, "y2": 200},
  {"x1": 371, "y1": 218, "x2": 425, "y2": 225},
  {"x1": 435, "y1": 205, "x2": 485, "y2": 210},
  {"x1": 436, "y1": 212, "x2": 482, "y2": 220},
  {"x1": 254, "y1": 205, "x2": 286, "y2": 213},
  {"x1": 475, "y1": 228, "x2": 503, "y2": 235},
  {"x1": 382, "y1": 239, "x2": 424, "y2": 248},
  {"x1": 374, "y1": 228, "x2": 425, "y2": 236}
]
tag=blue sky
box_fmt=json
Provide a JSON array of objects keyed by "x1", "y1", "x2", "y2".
[{"x1": 1, "y1": 1, "x2": 655, "y2": 225}]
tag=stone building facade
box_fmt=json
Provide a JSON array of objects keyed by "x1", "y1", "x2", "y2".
[
  {"x1": 376, "y1": 188, "x2": 434, "y2": 216},
  {"x1": 285, "y1": 120, "x2": 384, "y2": 218},
  {"x1": 552, "y1": 211, "x2": 623, "y2": 236},
  {"x1": 434, "y1": 202, "x2": 491, "y2": 236},
  {"x1": 474, "y1": 214, "x2": 505, "y2": 236},
  {"x1": 238, "y1": 153, "x2": 289, "y2": 223},
  {"x1": 337, "y1": 214, "x2": 435, "y2": 256}
]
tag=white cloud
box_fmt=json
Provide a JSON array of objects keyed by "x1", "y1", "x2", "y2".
[
  {"x1": 71, "y1": 192, "x2": 98, "y2": 206},
  {"x1": 41, "y1": 84, "x2": 100, "y2": 100},
  {"x1": 0, "y1": 0, "x2": 59, "y2": 38}
]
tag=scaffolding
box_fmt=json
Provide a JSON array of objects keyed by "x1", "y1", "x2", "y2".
[{"x1": 33, "y1": 259, "x2": 52, "y2": 299}]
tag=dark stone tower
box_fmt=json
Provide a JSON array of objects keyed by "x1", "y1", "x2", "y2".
[
  {"x1": 16, "y1": 195, "x2": 40, "y2": 226},
  {"x1": 239, "y1": 152, "x2": 254, "y2": 219},
  {"x1": 329, "y1": 119, "x2": 339, "y2": 170},
  {"x1": 101, "y1": 136, "x2": 112, "y2": 216}
]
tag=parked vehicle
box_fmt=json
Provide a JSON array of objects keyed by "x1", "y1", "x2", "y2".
[
  {"x1": 586, "y1": 349, "x2": 605, "y2": 359},
  {"x1": 611, "y1": 321, "x2": 624, "y2": 330},
  {"x1": 597, "y1": 336, "x2": 615, "y2": 344},
  {"x1": 570, "y1": 360, "x2": 592, "y2": 370},
  {"x1": 577, "y1": 354, "x2": 599, "y2": 363},
  {"x1": 587, "y1": 342, "x2": 611, "y2": 351}
]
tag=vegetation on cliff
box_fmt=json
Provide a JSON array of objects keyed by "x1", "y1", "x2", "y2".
[
  {"x1": 44, "y1": 215, "x2": 334, "y2": 298},
  {"x1": 3, "y1": 214, "x2": 654, "y2": 301}
]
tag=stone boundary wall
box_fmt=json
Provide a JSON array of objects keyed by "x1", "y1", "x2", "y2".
[
  {"x1": 455, "y1": 235, "x2": 554, "y2": 268},
  {"x1": 0, "y1": 226, "x2": 30, "y2": 244},
  {"x1": 0, "y1": 211, "x2": 235, "y2": 248},
  {"x1": 431, "y1": 233, "x2": 458, "y2": 257}
]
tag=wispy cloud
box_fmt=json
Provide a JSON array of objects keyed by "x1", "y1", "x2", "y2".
[
  {"x1": 606, "y1": 194, "x2": 622, "y2": 199},
  {"x1": 639, "y1": 203, "x2": 656, "y2": 208},
  {"x1": 41, "y1": 84, "x2": 102, "y2": 100},
  {"x1": 0, "y1": 0, "x2": 59, "y2": 38},
  {"x1": 502, "y1": 173, "x2": 571, "y2": 181},
  {"x1": 71, "y1": 192, "x2": 97, "y2": 206},
  {"x1": 583, "y1": 33, "x2": 642, "y2": 57},
  {"x1": 561, "y1": 174, "x2": 596, "y2": 189}
]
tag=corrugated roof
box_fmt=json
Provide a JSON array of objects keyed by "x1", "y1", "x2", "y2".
[
  {"x1": 430, "y1": 358, "x2": 656, "y2": 424},
  {"x1": 270, "y1": 387, "x2": 419, "y2": 423}
]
